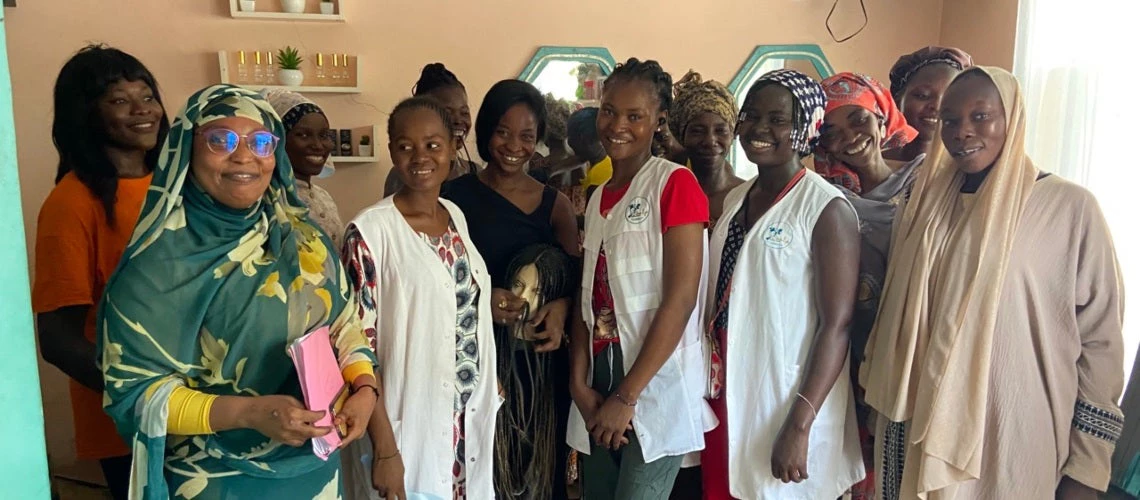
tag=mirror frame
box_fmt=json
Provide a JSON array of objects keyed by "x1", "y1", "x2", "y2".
[
  {"x1": 727, "y1": 44, "x2": 835, "y2": 95},
  {"x1": 727, "y1": 44, "x2": 835, "y2": 175},
  {"x1": 518, "y1": 46, "x2": 617, "y2": 82}
]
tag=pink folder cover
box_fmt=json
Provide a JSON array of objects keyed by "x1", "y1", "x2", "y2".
[{"x1": 287, "y1": 326, "x2": 345, "y2": 460}]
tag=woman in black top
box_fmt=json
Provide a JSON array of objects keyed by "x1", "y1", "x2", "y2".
[{"x1": 442, "y1": 79, "x2": 578, "y2": 499}]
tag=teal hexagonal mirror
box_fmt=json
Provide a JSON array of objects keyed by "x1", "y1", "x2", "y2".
[
  {"x1": 728, "y1": 44, "x2": 835, "y2": 178},
  {"x1": 519, "y1": 46, "x2": 616, "y2": 105}
]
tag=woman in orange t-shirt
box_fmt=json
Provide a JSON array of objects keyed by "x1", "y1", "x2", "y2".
[{"x1": 31, "y1": 44, "x2": 169, "y2": 500}]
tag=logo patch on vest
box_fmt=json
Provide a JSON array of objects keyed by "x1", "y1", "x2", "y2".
[
  {"x1": 762, "y1": 222, "x2": 792, "y2": 249},
  {"x1": 626, "y1": 197, "x2": 650, "y2": 224}
]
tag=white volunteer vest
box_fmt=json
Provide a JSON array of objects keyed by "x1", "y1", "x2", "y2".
[
  {"x1": 568, "y1": 156, "x2": 715, "y2": 463},
  {"x1": 707, "y1": 170, "x2": 864, "y2": 499},
  {"x1": 341, "y1": 197, "x2": 500, "y2": 500}
]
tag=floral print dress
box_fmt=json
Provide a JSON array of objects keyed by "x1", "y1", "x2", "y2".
[
  {"x1": 419, "y1": 223, "x2": 481, "y2": 499},
  {"x1": 343, "y1": 221, "x2": 481, "y2": 500}
]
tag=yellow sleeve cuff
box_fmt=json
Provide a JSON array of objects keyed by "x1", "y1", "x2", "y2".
[
  {"x1": 342, "y1": 361, "x2": 375, "y2": 385},
  {"x1": 144, "y1": 383, "x2": 216, "y2": 435}
]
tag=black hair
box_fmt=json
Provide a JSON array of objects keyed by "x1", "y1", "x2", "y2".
[
  {"x1": 744, "y1": 80, "x2": 805, "y2": 130},
  {"x1": 412, "y1": 62, "x2": 465, "y2": 96},
  {"x1": 386, "y1": 96, "x2": 454, "y2": 138},
  {"x1": 567, "y1": 107, "x2": 599, "y2": 145},
  {"x1": 603, "y1": 58, "x2": 674, "y2": 114},
  {"x1": 474, "y1": 79, "x2": 547, "y2": 163},
  {"x1": 52, "y1": 43, "x2": 170, "y2": 224}
]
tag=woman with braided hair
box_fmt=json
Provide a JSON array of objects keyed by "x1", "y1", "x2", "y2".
[{"x1": 567, "y1": 57, "x2": 714, "y2": 499}]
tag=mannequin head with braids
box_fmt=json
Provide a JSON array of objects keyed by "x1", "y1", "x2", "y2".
[
  {"x1": 504, "y1": 243, "x2": 573, "y2": 341},
  {"x1": 597, "y1": 57, "x2": 674, "y2": 176}
]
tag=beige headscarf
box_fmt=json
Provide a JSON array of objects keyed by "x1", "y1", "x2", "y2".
[{"x1": 860, "y1": 66, "x2": 1038, "y2": 497}]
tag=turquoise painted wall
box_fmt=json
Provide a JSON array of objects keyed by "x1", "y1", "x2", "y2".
[{"x1": 0, "y1": 9, "x2": 52, "y2": 499}]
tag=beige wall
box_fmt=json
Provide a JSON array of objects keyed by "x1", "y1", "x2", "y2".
[
  {"x1": 7, "y1": 0, "x2": 952, "y2": 479},
  {"x1": 939, "y1": 0, "x2": 1020, "y2": 68}
]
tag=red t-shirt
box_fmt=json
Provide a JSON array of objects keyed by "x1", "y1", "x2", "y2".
[{"x1": 591, "y1": 168, "x2": 709, "y2": 355}]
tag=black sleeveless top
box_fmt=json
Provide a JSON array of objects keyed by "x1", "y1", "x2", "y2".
[{"x1": 442, "y1": 173, "x2": 558, "y2": 288}]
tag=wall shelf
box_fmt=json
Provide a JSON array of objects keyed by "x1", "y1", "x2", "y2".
[
  {"x1": 239, "y1": 84, "x2": 361, "y2": 94},
  {"x1": 217, "y1": 51, "x2": 360, "y2": 94},
  {"x1": 330, "y1": 125, "x2": 379, "y2": 163},
  {"x1": 333, "y1": 156, "x2": 378, "y2": 163},
  {"x1": 228, "y1": 0, "x2": 344, "y2": 22}
]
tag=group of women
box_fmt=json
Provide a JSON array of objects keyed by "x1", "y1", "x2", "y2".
[{"x1": 30, "y1": 41, "x2": 1126, "y2": 500}]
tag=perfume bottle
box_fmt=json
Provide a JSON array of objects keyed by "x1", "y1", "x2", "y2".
[
  {"x1": 315, "y1": 53, "x2": 326, "y2": 83},
  {"x1": 340, "y1": 53, "x2": 351, "y2": 83},
  {"x1": 236, "y1": 50, "x2": 248, "y2": 84},
  {"x1": 253, "y1": 50, "x2": 264, "y2": 85},
  {"x1": 265, "y1": 51, "x2": 275, "y2": 85},
  {"x1": 331, "y1": 54, "x2": 340, "y2": 82}
]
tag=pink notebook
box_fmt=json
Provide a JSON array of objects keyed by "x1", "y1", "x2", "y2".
[{"x1": 287, "y1": 326, "x2": 347, "y2": 460}]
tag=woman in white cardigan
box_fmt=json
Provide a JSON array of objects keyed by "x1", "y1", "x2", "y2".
[{"x1": 341, "y1": 97, "x2": 499, "y2": 500}]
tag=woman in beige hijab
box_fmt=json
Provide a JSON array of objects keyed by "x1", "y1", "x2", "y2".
[{"x1": 861, "y1": 66, "x2": 1125, "y2": 499}]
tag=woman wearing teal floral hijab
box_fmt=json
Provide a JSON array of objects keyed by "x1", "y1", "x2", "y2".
[{"x1": 97, "y1": 85, "x2": 378, "y2": 499}]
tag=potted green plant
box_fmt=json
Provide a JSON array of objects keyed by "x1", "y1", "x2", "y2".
[
  {"x1": 358, "y1": 135, "x2": 372, "y2": 157},
  {"x1": 276, "y1": 46, "x2": 304, "y2": 87}
]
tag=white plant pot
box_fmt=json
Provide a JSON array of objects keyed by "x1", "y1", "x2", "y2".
[
  {"x1": 319, "y1": 2, "x2": 335, "y2": 14},
  {"x1": 239, "y1": 0, "x2": 256, "y2": 12},
  {"x1": 280, "y1": 0, "x2": 305, "y2": 14},
  {"x1": 278, "y1": 69, "x2": 304, "y2": 87},
  {"x1": 358, "y1": 145, "x2": 372, "y2": 157}
]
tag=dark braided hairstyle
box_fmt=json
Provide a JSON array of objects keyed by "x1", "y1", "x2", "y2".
[
  {"x1": 412, "y1": 62, "x2": 464, "y2": 96},
  {"x1": 386, "y1": 96, "x2": 453, "y2": 141},
  {"x1": 52, "y1": 44, "x2": 170, "y2": 225},
  {"x1": 604, "y1": 57, "x2": 674, "y2": 115}
]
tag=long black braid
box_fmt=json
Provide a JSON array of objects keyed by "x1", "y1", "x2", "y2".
[{"x1": 494, "y1": 243, "x2": 574, "y2": 500}]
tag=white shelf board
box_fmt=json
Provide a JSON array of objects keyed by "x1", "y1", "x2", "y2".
[
  {"x1": 231, "y1": 11, "x2": 345, "y2": 22},
  {"x1": 238, "y1": 84, "x2": 361, "y2": 94},
  {"x1": 228, "y1": 0, "x2": 344, "y2": 22},
  {"x1": 333, "y1": 156, "x2": 378, "y2": 163}
]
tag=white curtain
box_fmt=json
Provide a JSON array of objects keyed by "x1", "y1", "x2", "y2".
[{"x1": 1015, "y1": 0, "x2": 1140, "y2": 381}]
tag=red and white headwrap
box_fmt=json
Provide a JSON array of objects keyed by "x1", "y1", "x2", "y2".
[{"x1": 815, "y1": 72, "x2": 918, "y2": 193}]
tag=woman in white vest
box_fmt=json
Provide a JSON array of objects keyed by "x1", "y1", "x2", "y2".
[
  {"x1": 340, "y1": 97, "x2": 499, "y2": 500},
  {"x1": 567, "y1": 57, "x2": 714, "y2": 499},
  {"x1": 701, "y1": 69, "x2": 865, "y2": 499}
]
